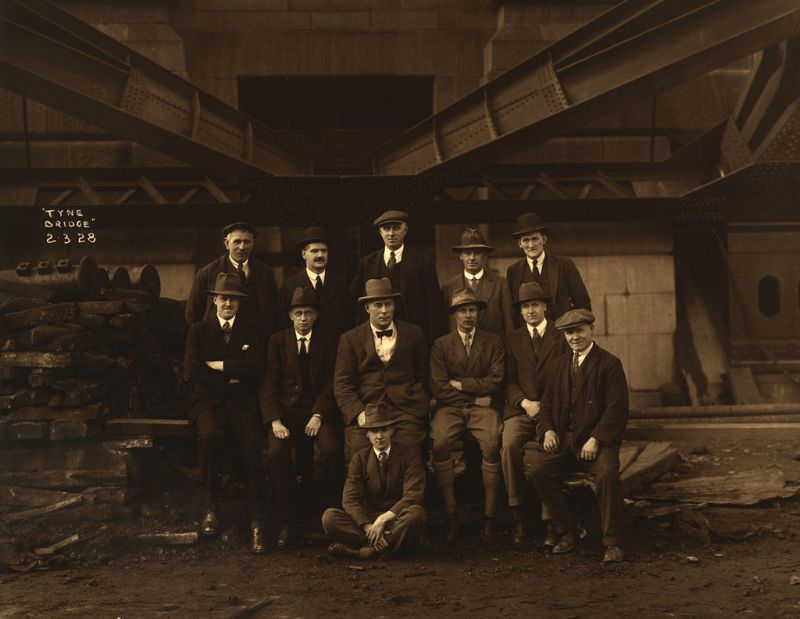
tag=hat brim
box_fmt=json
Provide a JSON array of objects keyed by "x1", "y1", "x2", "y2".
[
  {"x1": 512, "y1": 225, "x2": 549, "y2": 238},
  {"x1": 297, "y1": 238, "x2": 332, "y2": 251},
  {"x1": 358, "y1": 292, "x2": 403, "y2": 304},
  {"x1": 448, "y1": 299, "x2": 487, "y2": 314},
  {"x1": 555, "y1": 319, "x2": 594, "y2": 331},
  {"x1": 514, "y1": 295, "x2": 552, "y2": 306},
  {"x1": 451, "y1": 244, "x2": 494, "y2": 253},
  {"x1": 361, "y1": 419, "x2": 399, "y2": 430},
  {"x1": 286, "y1": 301, "x2": 320, "y2": 310},
  {"x1": 373, "y1": 220, "x2": 406, "y2": 227},
  {"x1": 207, "y1": 289, "x2": 248, "y2": 297}
]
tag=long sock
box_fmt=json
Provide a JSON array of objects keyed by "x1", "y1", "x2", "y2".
[
  {"x1": 433, "y1": 459, "x2": 457, "y2": 515},
  {"x1": 482, "y1": 460, "x2": 502, "y2": 518}
]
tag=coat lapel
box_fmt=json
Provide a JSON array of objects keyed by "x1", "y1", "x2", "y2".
[
  {"x1": 285, "y1": 329, "x2": 300, "y2": 375},
  {"x1": 538, "y1": 323, "x2": 558, "y2": 366},
  {"x1": 546, "y1": 255, "x2": 559, "y2": 301},
  {"x1": 478, "y1": 276, "x2": 495, "y2": 303},
  {"x1": 575, "y1": 344, "x2": 599, "y2": 394},
  {"x1": 361, "y1": 322, "x2": 377, "y2": 361},
  {"x1": 467, "y1": 330, "x2": 485, "y2": 371},
  {"x1": 515, "y1": 326, "x2": 538, "y2": 367}
]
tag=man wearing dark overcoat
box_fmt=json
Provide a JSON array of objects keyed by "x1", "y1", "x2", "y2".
[
  {"x1": 184, "y1": 272, "x2": 267, "y2": 554},
  {"x1": 505, "y1": 212, "x2": 590, "y2": 325},
  {"x1": 260, "y1": 287, "x2": 340, "y2": 547},
  {"x1": 501, "y1": 281, "x2": 569, "y2": 547},
  {"x1": 429, "y1": 288, "x2": 504, "y2": 544},
  {"x1": 440, "y1": 227, "x2": 514, "y2": 337},
  {"x1": 524, "y1": 309, "x2": 629, "y2": 563},
  {"x1": 279, "y1": 227, "x2": 350, "y2": 338},
  {"x1": 334, "y1": 278, "x2": 429, "y2": 462},
  {"x1": 322, "y1": 402, "x2": 426, "y2": 560},
  {"x1": 186, "y1": 221, "x2": 279, "y2": 335},
  {"x1": 350, "y1": 210, "x2": 443, "y2": 342}
]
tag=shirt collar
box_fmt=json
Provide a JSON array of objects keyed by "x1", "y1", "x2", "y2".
[
  {"x1": 295, "y1": 329, "x2": 312, "y2": 342},
  {"x1": 228, "y1": 256, "x2": 249, "y2": 271},
  {"x1": 384, "y1": 244, "x2": 404, "y2": 264},
  {"x1": 217, "y1": 314, "x2": 236, "y2": 329},
  {"x1": 306, "y1": 268, "x2": 325, "y2": 284},
  {"x1": 526, "y1": 251, "x2": 546, "y2": 271},
  {"x1": 458, "y1": 327, "x2": 476, "y2": 343},
  {"x1": 371, "y1": 321, "x2": 396, "y2": 337},
  {"x1": 576, "y1": 342, "x2": 594, "y2": 365},
  {"x1": 527, "y1": 318, "x2": 547, "y2": 338},
  {"x1": 373, "y1": 445, "x2": 391, "y2": 459},
  {"x1": 464, "y1": 269, "x2": 484, "y2": 281}
]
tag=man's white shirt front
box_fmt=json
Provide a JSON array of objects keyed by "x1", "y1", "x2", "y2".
[
  {"x1": 383, "y1": 245, "x2": 404, "y2": 267},
  {"x1": 371, "y1": 321, "x2": 397, "y2": 363},
  {"x1": 228, "y1": 256, "x2": 250, "y2": 278},
  {"x1": 526, "y1": 251, "x2": 546, "y2": 275}
]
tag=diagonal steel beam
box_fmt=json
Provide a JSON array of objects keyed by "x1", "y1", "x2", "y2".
[
  {"x1": 0, "y1": 0, "x2": 311, "y2": 178},
  {"x1": 372, "y1": 0, "x2": 800, "y2": 177}
]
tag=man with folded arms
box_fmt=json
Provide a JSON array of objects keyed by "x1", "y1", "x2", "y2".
[
  {"x1": 524, "y1": 309, "x2": 629, "y2": 563},
  {"x1": 322, "y1": 402, "x2": 426, "y2": 560}
]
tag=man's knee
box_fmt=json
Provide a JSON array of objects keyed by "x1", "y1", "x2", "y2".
[
  {"x1": 593, "y1": 452, "x2": 621, "y2": 485},
  {"x1": 321, "y1": 508, "x2": 340, "y2": 533}
]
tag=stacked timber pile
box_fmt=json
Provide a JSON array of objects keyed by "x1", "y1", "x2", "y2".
[{"x1": 0, "y1": 258, "x2": 187, "y2": 565}]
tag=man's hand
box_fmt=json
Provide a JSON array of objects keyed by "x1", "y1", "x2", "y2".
[
  {"x1": 521, "y1": 399, "x2": 541, "y2": 418},
  {"x1": 271, "y1": 420, "x2": 290, "y2": 440},
  {"x1": 205, "y1": 361, "x2": 224, "y2": 371},
  {"x1": 305, "y1": 415, "x2": 322, "y2": 437},
  {"x1": 357, "y1": 410, "x2": 366, "y2": 427},
  {"x1": 580, "y1": 437, "x2": 599, "y2": 461},
  {"x1": 448, "y1": 379, "x2": 463, "y2": 391},
  {"x1": 474, "y1": 395, "x2": 492, "y2": 407},
  {"x1": 365, "y1": 511, "x2": 396, "y2": 547},
  {"x1": 543, "y1": 430, "x2": 560, "y2": 453}
]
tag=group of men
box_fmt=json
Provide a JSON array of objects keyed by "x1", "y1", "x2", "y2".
[{"x1": 183, "y1": 210, "x2": 629, "y2": 564}]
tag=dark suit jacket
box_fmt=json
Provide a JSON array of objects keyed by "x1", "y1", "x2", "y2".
[
  {"x1": 343, "y1": 443, "x2": 425, "y2": 526},
  {"x1": 280, "y1": 270, "x2": 350, "y2": 337},
  {"x1": 184, "y1": 316, "x2": 266, "y2": 420},
  {"x1": 259, "y1": 328, "x2": 337, "y2": 424},
  {"x1": 334, "y1": 321, "x2": 429, "y2": 425},
  {"x1": 504, "y1": 322, "x2": 569, "y2": 419},
  {"x1": 537, "y1": 344, "x2": 629, "y2": 449},
  {"x1": 350, "y1": 247, "x2": 444, "y2": 342},
  {"x1": 506, "y1": 254, "x2": 591, "y2": 323},
  {"x1": 186, "y1": 254, "x2": 279, "y2": 333},
  {"x1": 441, "y1": 271, "x2": 514, "y2": 336},
  {"x1": 429, "y1": 329, "x2": 505, "y2": 411}
]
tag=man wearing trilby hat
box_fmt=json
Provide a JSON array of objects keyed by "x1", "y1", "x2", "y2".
[
  {"x1": 506, "y1": 212, "x2": 591, "y2": 326},
  {"x1": 429, "y1": 287, "x2": 505, "y2": 544},
  {"x1": 524, "y1": 308, "x2": 629, "y2": 563},
  {"x1": 334, "y1": 277, "x2": 430, "y2": 461},
  {"x1": 441, "y1": 227, "x2": 514, "y2": 336},
  {"x1": 184, "y1": 272, "x2": 268, "y2": 554},
  {"x1": 501, "y1": 281, "x2": 569, "y2": 548},
  {"x1": 279, "y1": 226, "x2": 350, "y2": 338},
  {"x1": 260, "y1": 286, "x2": 340, "y2": 548},
  {"x1": 321, "y1": 402, "x2": 426, "y2": 560}
]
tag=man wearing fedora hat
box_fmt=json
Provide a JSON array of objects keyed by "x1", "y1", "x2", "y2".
[
  {"x1": 350, "y1": 210, "x2": 443, "y2": 343},
  {"x1": 260, "y1": 286, "x2": 340, "y2": 547},
  {"x1": 184, "y1": 272, "x2": 268, "y2": 553},
  {"x1": 429, "y1": 288, "x2": 505, "y2": 544},
  {"x1": 501, "y1": 281, "x2": 570, "y2": 548},
  {"x1": 186, "y1": 221, "x2": 280, "y2": 336},
  {"x1": 279, "y1": 227, "x2": 350, "y2": 338},
  {"x1": 506, "y1": 212, "x2": 591, "y2": 326},
  {"x1": 321, "y1": 402, "x2": 426, "y2": 560},
  {"x1": 441, "y1": 227, "x2": 514, "y2": 337},
  {"x1": 524, "y1": 308, "x2": 629, "y2": 563},
  {"x1": 334, "y1": 277, "x2": 430, "y2": 462}
]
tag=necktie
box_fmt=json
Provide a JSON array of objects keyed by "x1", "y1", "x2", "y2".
[
  {"x1": 467, "y1": 277, "x2": 478, "y2": 291},
  {"x1": 571, "y1": 351, "x2": 580, "y2": 378},
  {"x1": 387, "y1": 251, "x2": 396, "y2": 272},
  {"x1": 463, "y1": 332, "x2": 472, "y2": 356},
  {"x1": 222, "y1": 320, "x2": 232, "y2": 344},
  {"x1": 377, "y1": 450, "x2": 388, "y2": 486},
  {"x1": 376, "y1": 329, "x2": 393, "y2": 339},
  {"x1": 315, "y1": 275, "x2": 323, "y2": 292},
  {"x1": 298, "y1": 336, "x2": 308, "y2": 356},
  {"x1": 235, "y1": 261, "x2": 245, "y2": 281},
  {"x1": 531, "y1": 328, "x2": 542, "y2": 355}
]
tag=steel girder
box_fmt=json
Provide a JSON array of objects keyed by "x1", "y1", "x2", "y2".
[
  {"x1": 0, "y1": 0, "x2": 311, "y2": 178},
  {"x1": 371, "y1": 0, "x2": 800, "y2": 177}
]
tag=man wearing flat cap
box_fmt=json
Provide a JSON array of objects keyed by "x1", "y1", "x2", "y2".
[
  {"x1": 350, "y1": 210, "x2": 443, "y2": 343},
  {"x1": 280, "y1": 227, "x2": 350, "y2": 338},
  {"x1": 186, "y1": 221, "x2": 279, "y2": 336},
  {"x1": 524, "y1": 308, "x2": 629, "y2": 563},
  {"x1": 184, "y1": 272, "x2": 268, "y2": 553},
  {"x1": 260, "y1": 287, "x2": 340, "y2": 547},
  {"x1": 501, "y1": 281, "x2": 569, "y2": 548},
  {"x1": 322, "y1": 402, "x2": 426, "y2": 560},
  {"x1": 334, "y1": 277, "x2": 430, "y2": 462},
  {"x1": 441, "y1": 227, "x2": 514, "y2": 337},
  {"x1": 429, "y1": 288, "x2": 505, "y2": 544},
  {"x1": 506, "y1": 212, "x2": 590, "y2": 326}
]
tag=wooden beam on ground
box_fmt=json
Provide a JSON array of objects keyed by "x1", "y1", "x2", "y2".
[
  {"x1": 625, "y1": 421, "x2": 800, "y2": 442},
  {"x1": 105, "y1": 418, "x2": 191, "y2": 438},
  {"x1": 620, "y1": 442, "x2": 681, "y2": 495}
]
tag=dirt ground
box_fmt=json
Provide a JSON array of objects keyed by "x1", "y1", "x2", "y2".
[{"x1": 2, "y1": 437, "x2": 800, "y2": 619}]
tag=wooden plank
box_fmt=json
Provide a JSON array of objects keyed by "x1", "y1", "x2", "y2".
[
  {"x1": 105, "y1": 418, "x2": 191, "y2": 438},
  {"x1": 137, "y1": 532, "x2": 198, "y2": 546},
  {"x1": 2, "y1": 303, "x2": 78, "y2": 330},
  {"x1": 0, "y1": 390, "x2": 52, "y2": 410},
  {"x1": 0, "y1": 352, "x2": 73, "y2": 368},
  {"x1": 625, "y1": 421, "x2": 800, "y2": 442},
  {"x1": 3, "y1": 495, "x2": 83, "y2": 523},
  {"x1": 0, "y1": 486, "x2": 77, "y2": 511},
  {"x1": 0, "y1": 468, "x2": 127, "y2": 490},
  {"x1": 621, "y1": 442, "x2": 680, "y2": 495},
  {"x1": 728, "y1": 366, "x2": 763, "y2": 404},
  {"x1": 0, "y1": 445, "x2": 128, "y2": 472},
  {"x1": 638, "y1": 469, "x2": 800, "y2": 505},
  {"x1": 76, "y1": 300, "x2": 149, "y2": 316},
  {"x1": 34, "y1": 533, "x2": 81, "y2": 557},
  {"x1": 5, "y1": 404, "x2": 106, "y2": 422},
  {"x1": 618, "y1": 443, "x2": 643, "y2": 474}
]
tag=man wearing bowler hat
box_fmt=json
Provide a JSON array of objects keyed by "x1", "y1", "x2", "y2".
[
  {"x1": 429, "y1": 288, "x2": 505, "y2": 544},
  {"x1": 280, "y1": 227, "x2": 350, "y2": 338},
  {"x1": 350, "y1": 210, "x2": 443, "y2": 342},
  {"x1": 186, "y1": 221, "x2": 280, "y2": 336},
  {"x1": 260, "y1": 287, "x2": 340, "y2": 547},
  {"x1": 441, "y1": 227, "x2": 514, "y2": 337},
  {"x1": 501, "y1": 281, "x2": 569, "y2": 548},
  {"x1": 321, "y1": 402, "x2": 426, "y2": 560},
  {"x1": 334, "y1": 277, "x2": 430, "y2": 462},
  {"x1": 184, "y1": 272, "x2": 267, "y2": 553},
  {"x1": 506, "y1": 212, "x2": 590, "y2": 325},
  {"x1": 524, "y1": 309, "x2": 629, "y2": 563}
]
